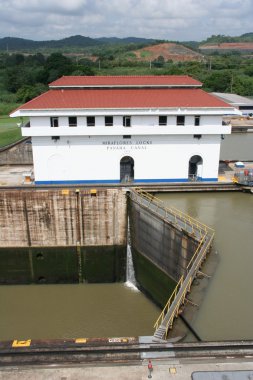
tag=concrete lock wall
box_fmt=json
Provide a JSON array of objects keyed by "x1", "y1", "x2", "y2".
[
  {"x1": 0, "y1": 139, "x2": 33, "y2": 165},
  {"x1": 0, "y1": 188, "x2": 127, "y2": 284},
  {"x1": 128, "y1": 197, "x2": 199, "y2": 307}
]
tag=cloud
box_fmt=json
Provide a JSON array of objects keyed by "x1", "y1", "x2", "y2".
[{"x1": 0, "y1": 0, "x2": 252, "y2": 41}]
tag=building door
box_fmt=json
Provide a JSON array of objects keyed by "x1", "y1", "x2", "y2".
[
  {"x1": 120, "y1": 156, "x2": 134, "y2": 182},
  {"x1": 188, "y1": 155, "x2": 203, "y2": 181}
]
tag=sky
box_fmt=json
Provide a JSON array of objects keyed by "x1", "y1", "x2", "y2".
[{"x1": 0, "y1": 0, "x2": 253, "y2": 42}]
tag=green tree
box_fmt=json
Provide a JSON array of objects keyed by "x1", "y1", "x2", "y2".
[
  {"x1": 203, "y1": 71, "x2": 233, "y2": 92},
  {"x1": 16, "y1": 83, "x2": 48, "y2": 102},
  {"x1": 43, "y1": 53, "x2": 74, "y2": 82}
]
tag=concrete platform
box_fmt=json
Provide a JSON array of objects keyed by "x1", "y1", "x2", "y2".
[
  {"x1": 0, "y1": 163, "x2": 246, "y2": 187},
  {"x1": 0, "y1": 165, "x2": 33, "y2": 186},
  {"x1": 1, "y1": 358, "x2": 253, "y2": 379}
]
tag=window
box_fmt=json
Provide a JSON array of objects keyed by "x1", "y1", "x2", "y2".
[
  {"x1": 123, "y1": 116, "x2": 131, "y2": 127},
  {"x1": 50, "y1": 117, "x2": 59, "y2": 128},
  {"x1": 69, "y1": 116, "x2": 77, "y2": 127},
  {"x1": 195, "y1": 115, "x2": 200, "y2": 126},
  {"x1": 87, "y1": 116, "x2": 95, "y2": 127},
  {"x1": 159, "y1": 116, "x2": 167, "y2": 126},
  {"x1": 105, "y1": 116, "x2": 113, "y2": 126},
  {"x1": 51, "y1": 136, "x2": 60, "y2": 141},
  {"x1": 177, "y1": 116, "x2": 185, "y2": 126},
  {"x1": 193, "y1": 134, "x2": 202, "y2": 139},
  {"x1": 123, "y1": 135, "x2": 131, "y2": 139}
]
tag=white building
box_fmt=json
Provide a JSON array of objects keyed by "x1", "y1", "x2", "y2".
[{"x1": 11, "y1": 75, "x2": 239, "y2": 185}]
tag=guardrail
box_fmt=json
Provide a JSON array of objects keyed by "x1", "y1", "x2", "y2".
[
  {"x1": 129, "y1": 188, "x2": 213, "y2": 239},
  {"x1": 128, "y1": 188, "x2": 214, "y2": 341},
  {"x1": 153, "y1": 231, "x2": 214, "y2": 340}
]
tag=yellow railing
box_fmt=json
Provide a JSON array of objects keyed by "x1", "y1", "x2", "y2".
[
  {"x1": 154, "y1": 275, "x2": 184, "y2": 331},
  {"x1": 153, "y1": 231, "x2": 214, "y2": 339},
  {"x1": 132, "y1": 188, "x2": 214, "y2": 238},
  {"x1": 186, "y1": 234, "x2": 206, "y2": 271},
  {"x1": 129, "y1": 187, "x2": 215, "y2": 340},
  {"x1": 163, "y1": 276, "x2": 193, "y2": 338}
]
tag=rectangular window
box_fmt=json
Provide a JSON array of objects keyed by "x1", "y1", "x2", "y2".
[
  {"x1": 195, "y1": 115, "x2": 200, "y2": 126},
  {"x1": 177, "y1": 115, "x2": 185, "y2": 126},
  {"x1": 123, "y1": 116, "x2": 131, "y2": 127},
  {"x1": 87, "y1": 116, "x2": 95, "y2": 127},
  {"x1": 159, "y1": 116, "x2": 167, "y2": 126},
  {"x1": 69, "y1": 116, "x2": 77, "y2": 127},
  {"x1": 123, "y1": 135, "x2": 131, "y2": 139},
  {"x1": 50, "y1": 117, "x2": 59, "y2": 128},
  {"x1": 105, "y1": 116, "x2": 113, "y2": 126}
]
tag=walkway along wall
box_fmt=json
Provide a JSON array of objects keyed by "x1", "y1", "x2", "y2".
[
  {"x1": 0, "y1": 188, "x2": 127, "y2": 284},
  {"x1": 128, "y1": 191, "x2": 199, "y2": 307},
  {"x1": 128, "y1": 189, "x2": 214, "y2": 340}
]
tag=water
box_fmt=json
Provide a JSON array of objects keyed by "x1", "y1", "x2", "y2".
[
  {"x1": 0, "y1": 283, "x2": 159, "y2": 340},
  {"x1": 125, "y1": 245, "x2": 138, "y2": 291},
  {"x1": 220, "y1": 132, "x2": 253, "y2": 161},
  {"x1": 125, "y1": 218, "x2": 138, "y2": 291},
  {"x1": 157, "y1": 192, "x2": 253, "y2": 341}
]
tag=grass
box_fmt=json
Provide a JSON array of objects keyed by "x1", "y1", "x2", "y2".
[
  {"x1": 140, "y1": 51, "x2": 152, "y2": 58},
  {"x1": 0, "y1": 116, "x2": 23, "y2": 148}
]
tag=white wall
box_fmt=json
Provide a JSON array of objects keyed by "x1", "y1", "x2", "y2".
[
  {"x1": 25, "y1": 115, "x2": 229, "y2": 138},
  {"x1": 29, "y1": 115, "x2": 222, "y2": 128},
  {"x1": 32, "y1": 134, "x2": 221, "y2": 183}
]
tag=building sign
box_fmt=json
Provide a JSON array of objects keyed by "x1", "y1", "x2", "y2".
[{"x1": 102, "y1": 140, "x2": 152, "y2": 150}]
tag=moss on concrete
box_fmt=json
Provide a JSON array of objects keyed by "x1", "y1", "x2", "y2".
[
  {"x1": 0, "y1": 245, "x2": 126, "y2": 284},
  {"x1": 0, "y1": 247, "x2": 31, "y2": 284},
  {"x1": 132, "y1": 248, "x2": 177, "y2": 308},
  {"x1": 32, "y1": 247, "x2": 79, "y2": 284},
  {"x1": 82, "y1": 245, "x2": 126, "y2": 283}
]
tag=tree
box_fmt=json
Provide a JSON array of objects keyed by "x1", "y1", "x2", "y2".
[
  {"x1": 203, "y1": 71, "x2": 233, "y2": 92},
  {"x1": 16, "y1": 83, "x2": 48, "y2": 102},
  {"x1": 43, "y1": 53, "x2": 74, "y2": 82}
]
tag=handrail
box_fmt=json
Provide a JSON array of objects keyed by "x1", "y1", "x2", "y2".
[
  {"x1": 153, "y1": 275, "x2": 184, "y2": 331},
  {"x1": 130, "y1": 188, "x2": 214, "y2": 238},
  {"x1": 162, "y1": 233, "x2": 214, "y2": 339},
  {"x1": 153, "y1": 232, "x2": 214, "y2": 340},
  {"x1": 186, "y1": 234, "x2": 206, "y2": 270},
  {"x1": 128, "y1": 188, "x2": 214, "y2": 341}
]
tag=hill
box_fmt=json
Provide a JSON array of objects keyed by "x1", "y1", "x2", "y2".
[
  {"x1": 199, "y1": 32, "x2": 253, "y2": 51},
  {"x1": 96, "y1": 36, "x2": 156, "y2": 44},
  {"x1": 199, "y1": 42, "x2": 253, "y2": 52},
  {"x1": 130, "y1": 42, "x2": 203, "y2": 62},
  {"x1": 0, "y1": 35, "x2": 157, "y2": 51}
]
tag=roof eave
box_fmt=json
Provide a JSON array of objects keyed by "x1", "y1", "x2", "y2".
[{"x1": 10, "y1": 106, "x2": 240, "y2": 118}]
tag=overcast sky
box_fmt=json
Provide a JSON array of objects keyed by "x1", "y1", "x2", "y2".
[{"x1": 0, "y1": 0, "x2": 252, "y2": 42}]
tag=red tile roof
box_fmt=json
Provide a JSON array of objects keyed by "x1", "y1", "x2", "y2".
[
  {"x1": 16, "y1": 88, "x2": 232, "y2": 111},
  {"x1": 49, "y1": 75, "x2": 202, "y2": 87}
]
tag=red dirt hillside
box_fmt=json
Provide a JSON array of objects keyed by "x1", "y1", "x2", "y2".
[
  {"x1": 132, "y1": 42, "x2": 204, "y2": 62},
  {"x1": 200, "y1": 42, "x2": 253, "y2": 51}
]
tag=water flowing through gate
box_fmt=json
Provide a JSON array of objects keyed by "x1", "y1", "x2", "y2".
[{"x1": 125, "y1": 217, "x2": 138, "y2": 291}]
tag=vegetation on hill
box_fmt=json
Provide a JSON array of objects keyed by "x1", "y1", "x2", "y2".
[
  {"x1": 0, "y1": 48, "x2": 252, "y2": 112},
  {"x1": 201, "y1": 32, "x2": 253, "y2": 45},
  {"x1": 0, "y1": 35, "x2": 157, "y2": 52},
  {"x1": 1, "y1": 33, "x2": 252, "y2": 53},
  {"x1": 0, "y1": 32, "x2": 252, "y2": 147}
]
